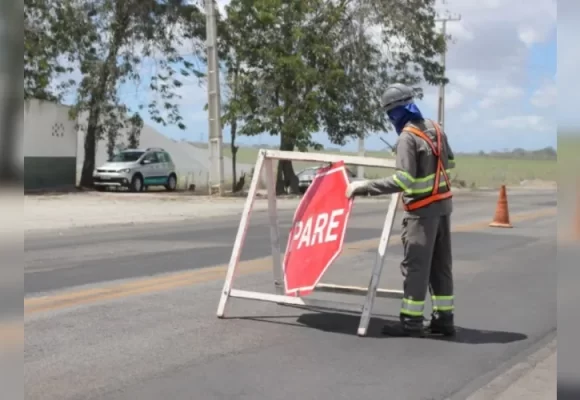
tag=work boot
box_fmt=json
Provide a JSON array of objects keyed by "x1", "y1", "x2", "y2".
[
  {"x1": 382, "y1": 316, "x2": 426, "y2": 338},
  {"x1": 428, "y1": 312, "x2": 456, "y2": 337}
]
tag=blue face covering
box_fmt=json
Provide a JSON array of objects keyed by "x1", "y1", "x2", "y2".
[{"x1": 387, "y1": 103, "x2": 424, "y2": 135}]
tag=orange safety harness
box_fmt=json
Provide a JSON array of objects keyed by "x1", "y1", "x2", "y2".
[{"x1": 401, "y1": 121, "x2": 452, "y2": 211}]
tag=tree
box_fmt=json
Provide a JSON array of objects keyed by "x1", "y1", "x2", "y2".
[
  {"x1": 225, "y1": 0, "x2": 446, "y2": 194},
  {"x1": 224, "y1": 0, "x2": 346, "y2": 193},
  {"x1": 327, "y1": 0, "x2": 446, "y2": 143},
  {"x1": 213, "y1": 7, "x2": 252, "y2": 192},
  {"x1": 38, "y1": 0, "x2": 208, "y2": 187},
  {"x1": 24, "y1": 0, "x2": 79, "y2": 101}
]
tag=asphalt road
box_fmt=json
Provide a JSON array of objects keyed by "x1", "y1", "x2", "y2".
[
  {"x1": 24, "y1": 189, "x2": 557, "y2": 400},
  {"x1": 25, "y1": 189, "x2": 556, "y2": 295},
  {"x1": 557, "y1": 241, "x2": 580, "y2": 398}
]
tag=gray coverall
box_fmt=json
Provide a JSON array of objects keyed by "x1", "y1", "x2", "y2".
[{"x1": 363, "y1": 119, "x2": 456, "y2": 324}]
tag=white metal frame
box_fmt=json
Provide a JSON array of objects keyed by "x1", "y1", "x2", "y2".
[{"x1": 216, "y1": 149, "x2": 402, "y2": 337}]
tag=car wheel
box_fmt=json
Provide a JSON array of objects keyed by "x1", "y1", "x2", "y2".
[
  {"x1": 165, "y1": 174, "x2": 177, "y2": 191},
  {"x1": 95, "y1": 186, "x2": 106, "y2": 192},
  {"x1": 130, "y1": 174, "x2": 144, "y2": 192}
]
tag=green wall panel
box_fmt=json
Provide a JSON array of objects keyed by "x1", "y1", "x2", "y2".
[{"x1": 24, "y1": 157, "x2": 77, "y2": 190}]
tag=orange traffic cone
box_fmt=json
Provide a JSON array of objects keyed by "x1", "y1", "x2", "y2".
[{"x1": 489, "y1": 185, "x2": 513, "y2": 228}]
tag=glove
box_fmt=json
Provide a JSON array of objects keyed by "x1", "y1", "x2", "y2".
[{"x1": 345, "y1": 180, "x2": 368, "y2": 198}]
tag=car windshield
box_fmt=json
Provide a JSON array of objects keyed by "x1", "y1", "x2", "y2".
[
  {"x1": 110, "y1": 151, "x2": 144, "y2": 162},
  {"x1": 298, "y1": 168, "x2": 318, "y2": 177}
]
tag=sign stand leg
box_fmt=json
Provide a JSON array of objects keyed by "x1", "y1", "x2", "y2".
[
  {"x1": 265, "y1": 158, "x2": 284, "y2": 294},
  {"x1": 357, "y1": 192, "x2": 401, "y2": 336},
  {"x1": 217, "y1": 151, "x2": 266, "y2": 318}
]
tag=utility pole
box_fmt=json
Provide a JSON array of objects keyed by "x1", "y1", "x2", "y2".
[
  {"x1": 435, "y1": 12, "x2": 461, "y2": 130},
  {"x1": 356, "y1": 6, "x2": 366, "y2": 179},
  {"x1": 205, "y1": 0, "x2": 225, "y2": 195},
  {"x1": 357, "y1": 133, "x2": 365, "y2": 178}
]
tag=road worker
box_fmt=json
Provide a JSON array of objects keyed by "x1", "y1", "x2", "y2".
[{"x1": 345, "y1": 83, "x2": 456, "y2": 338}]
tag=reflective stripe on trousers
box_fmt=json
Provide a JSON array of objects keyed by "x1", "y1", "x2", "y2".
[
  {"x1": 432, "y1": 295, "x2": 454, "y2": 312},
  {"x1": 400, "y1": 298, "x2": 425, "y2": 317}
]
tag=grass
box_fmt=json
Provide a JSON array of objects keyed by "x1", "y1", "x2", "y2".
[
  {"x1": 557, "y1": 134, "x2": 580, "y2": 183},
  {"x1": 191, "y1": 143, "x2": 557, "y2": 189}
]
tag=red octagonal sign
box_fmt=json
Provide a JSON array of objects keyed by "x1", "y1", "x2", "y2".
[{"x1": 283, "y1": 161, "x2": 353, "y2": 297}]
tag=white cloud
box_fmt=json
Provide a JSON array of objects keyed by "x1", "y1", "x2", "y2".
[
  {"x1": 59, "y1": 0, "x2": 557, "y2": 151},
  {"x1": 441, "y1": 0, "x2": 555, "y2": 83},
  {"x1": 518, "y1": 26, "x2": 542, "y2": 48},
  {"x1": 190, "y1": 0, "x2": 559, "y2": 149},
  {"x1": 446, "y1": 21, "x2": 475, "y2": 42},
  {"x1": 461, "y1": 109, "x2": 479, "y2": 123},
  {"x1": 216, "y1": 0, "x2": 229, "y2": 14},
  {"x1": 445, "y1": 88, "x2": 464, "y2": 110},
  {"x1": 480, "y1": 0, "x2": 501, "y2": 8},
  {"x1": 531, "y1": 80, "x2": 557, "y2": 108},
  {"x1": 558, "y1": 0, "x2": 580, "y2": 127},
  {"x1": 489, "y1": 115, "x2": 551, "y2": 132},
  {"x1": 450, "y1": 71, "x2": 479, "y2": 91},
  {"x1": 478, "y1": 86, "x2": 524, "y2": 109}
]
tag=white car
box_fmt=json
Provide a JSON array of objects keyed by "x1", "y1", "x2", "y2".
[
  {"x1": 92, "y1": 148, "x2": 178, "y2": 192},
  {"x1": 296, "y1": 164, "x2": 368, "y2": 194}
]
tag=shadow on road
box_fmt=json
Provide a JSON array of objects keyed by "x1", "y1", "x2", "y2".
[
  {"x1": 227, "y1": 310, "x2": 527, "y2": 344},
  {"x1": 227, "y1": 309, "x2": 396, "y2": 337},
  {"x1": 296, "y1": 312, "x2": 528, "y2": 343},
  {"x1": 426, "y1": 326, "x2": 528, "y2": 344}
]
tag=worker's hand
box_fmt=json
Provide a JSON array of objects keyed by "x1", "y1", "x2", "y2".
[{"x1": 345, "y1": 180, "x2": 368, "y2": 198}]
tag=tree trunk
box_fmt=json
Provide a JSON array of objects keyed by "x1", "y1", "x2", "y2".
[
  {"x1": 79, "y1": 110, "x2": 101, "y2": 188},
  {"x1": 230, "y1": 119, "x2": 238, "y2": 192},
  {"x1": 78, "y1": 4, "x2": 128, "y2": 188},
  {"x1": 127, "y1": 127, "x2": 139, "y2": 148},
  {"x1": 106, "y1": 129, "x2": 116, "y2": 160},
  {"x1": 276, "y1": 132, "x2": 299, "y2": 195}
]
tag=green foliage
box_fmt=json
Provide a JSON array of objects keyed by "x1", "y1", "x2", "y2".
[
  {"x1": 25, "y1": 0, "x2": 448, "y2": 192},
  {"x1": 225, "y1": 0, "x2": 343, "y2": 150},
  {"x1": 221, "y1": 0, "x2": 445, "y2": 193},
  {"x1": 24, "y1": 0, "x2": 78, "y2": 101},
  {"x1": 224, "y1": 0, "x2": 445, "y2": 147},
  {"x1": 24, "y1": 0, "x2": 209, "y2": 186},
  {"x1": 36, "y1": 0, "x2": 209, "y2": 186},
  {"x1": 333, "y1": 0, "x2": 447, "y2": 141},
  {"x1": 68, "y1": 0, "x2": 206, "y2": 127}
]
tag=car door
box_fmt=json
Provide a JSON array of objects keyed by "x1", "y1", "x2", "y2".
[
  {"x1": 156, "y1": 152, "x2": 170, "y2": 179},
  {"x1": 140, "y1": 152, "x2": 159, "y2": 185}
]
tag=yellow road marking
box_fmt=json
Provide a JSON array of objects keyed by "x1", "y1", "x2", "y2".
[{"x1": 25, "y1": 207, "x2": 556, "y2": 316}]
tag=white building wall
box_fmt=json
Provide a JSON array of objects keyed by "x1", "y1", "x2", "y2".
[{"x1": 23, "y1": 99, "x2": 77, "y2": 158}]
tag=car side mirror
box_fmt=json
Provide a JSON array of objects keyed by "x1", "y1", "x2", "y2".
[{"x1": 141, "y1": 159, "x2": 151, "y2": 165}]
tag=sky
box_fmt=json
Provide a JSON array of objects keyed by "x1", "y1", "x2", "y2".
[
  {"x1": 558, "y1": 0, "x2": 579, "y2": 132},
  {"x1": 92, "y1": 0, "x2": 558, "y2": 153}
]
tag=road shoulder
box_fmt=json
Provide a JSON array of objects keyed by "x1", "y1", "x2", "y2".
[
  {"x1": 464, "y1": 335, "x2": 557, "y2": 400},
  {"x1": 24, "y1": 187, "x2": 548, "y2": 234}
]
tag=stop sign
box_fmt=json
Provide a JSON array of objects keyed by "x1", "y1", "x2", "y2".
[{"x1": 283, "y1": 161, "x2": 353, "y2": 297}]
